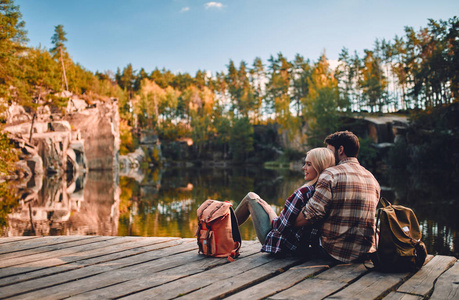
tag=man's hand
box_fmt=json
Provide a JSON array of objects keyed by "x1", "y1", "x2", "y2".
[{"x1": 294, "y1": 210, "x2": 308, "y2": 227}]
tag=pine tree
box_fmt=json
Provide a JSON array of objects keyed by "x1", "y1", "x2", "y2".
[
  {"x1": 304, "y1": 53, "x2": 340, "y2": 147},
  {"x1": 50, "y1": 24, "x2": 69, "y2": 91}
]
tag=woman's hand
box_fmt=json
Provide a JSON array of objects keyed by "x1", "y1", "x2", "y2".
[{"x1": 256, "y1": 198, "x2": 277, "y2": 221}]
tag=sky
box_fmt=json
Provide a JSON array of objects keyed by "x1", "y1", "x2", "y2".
[{"x1": 15, "y1": 0, "x2": 459, "y2": 76}]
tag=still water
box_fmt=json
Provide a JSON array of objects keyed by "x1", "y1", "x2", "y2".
[{"x1": 3, "y1": 166, "x2": 458, "y2": 258}]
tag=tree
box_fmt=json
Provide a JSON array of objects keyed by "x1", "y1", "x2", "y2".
[
  {"x1": 250, "y1": 57, "x2": 265, "y2": 123},
  {"x1": 304, "y1": 53, "x2": 340, "y2": 147},
  {"x1": 359, "y1": 49, "x2": 387, "y2": 112},
  {"x1": 0, "y1": 0, "x2": 25, "y2": 182},
  {"x1": 391, "y1": 35, "x2": 409, "y2": 110},
  {"x1": 265, "y1": 53, "x2": 294, "y2": 135},
  {"x1": 0, "y1": 0, "x2": 28, "y2": 99},
  {"x1": 336, "y1": 47, "x2": 354, "y2": 111},
  {"x1": 237, "y1": 61, "x2": 256, "y2": 119},
  {"x1": 225, "y1": 59, "x2": 241, "y2": 118},
  {"x1": 116, "y1": 64, "x2": 136, "y2": 99},
  {"x1": 291, "y1": 53, "x2": 312, "y2": 117},
  {"x1": 50, "y1": 24, "x2": 68, "y2": 91},
  {"x1": 230, "y1": 117, "x2": 254, "y2": 163},
  {"x1": 134, "y1": 79, "x2": 165, "y2": 129}
]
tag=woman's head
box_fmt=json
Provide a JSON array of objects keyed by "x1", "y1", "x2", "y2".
[{"x1": 302, "y1": 147, "x2": 335, "y2": 185}]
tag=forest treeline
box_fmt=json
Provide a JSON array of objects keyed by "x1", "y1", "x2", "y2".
[{"x1": 1, "y1": 0, "x2": 458, "y2": 171}]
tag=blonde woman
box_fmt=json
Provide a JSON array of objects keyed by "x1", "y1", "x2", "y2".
[{"x1": 234, "y1": 147, "x2": 335, "y2": 256}]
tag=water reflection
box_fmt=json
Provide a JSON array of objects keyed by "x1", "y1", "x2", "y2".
[
  {"x1": 5, "y1": 171, "x2": 119, "y2": 236},
  {"x1": 3, "y1": 166, "x2": 458, "y2": 258}
]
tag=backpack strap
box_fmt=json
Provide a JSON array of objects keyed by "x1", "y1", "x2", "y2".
[
  {"x1": 229, "y1": 207, "x2": 242, "y2": 261},
  {"x1": 414, "y1": 241, "x2": 427, "y2": 269},
  {"x1": 198, "y1": 201, "x2": 213, "y2": 220},
  {"x1": 380, "y1": 197, "x2": 392, "y2": 208},
  {"x1": 205, "y1": 224, "x2": 213, "y2": 256},
  {"x1": 204, "y1": 202, "x2": 225, "y2": 223},
  {"x1": 197, "y1": 201, "x2": 214, "y2": 255},
  {"x1": 196, "y1": 222, "x2": 204, "y2": 254},
  {"x1": 365, "y1": 207, "x2": 382, "y2": 270}
]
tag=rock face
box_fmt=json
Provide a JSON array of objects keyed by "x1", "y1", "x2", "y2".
[
  {"x1": 5, "y1": 95, "x2": 120, "y2": 174},
  {"x1": 4, "y1": 120, "x2": 86, "y2": 176}
]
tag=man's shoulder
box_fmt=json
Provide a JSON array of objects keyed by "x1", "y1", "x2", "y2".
[
  {"x1": 320, "y1": 159, "x2": 379, "y2": 184},
  {"x1": 321, "y1": 164, "x2": 346, "y2": 176}
]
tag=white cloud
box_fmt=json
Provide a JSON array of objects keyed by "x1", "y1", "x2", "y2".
[
  {"x1": 204, "y1": 2, "x2": 224, "y2": 9},
  {"x1": 180, "y1": 7, "x2": 190, "y2": 13}
]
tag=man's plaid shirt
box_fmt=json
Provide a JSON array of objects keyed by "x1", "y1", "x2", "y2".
[
  {"x1": 261, "y1": 185, "x2": 315, "y2": 254},
  {"x1": 301, "y1": 157, "x2": 381, "y2": 263}
]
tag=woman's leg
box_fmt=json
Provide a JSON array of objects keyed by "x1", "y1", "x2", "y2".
[{"x1": 234, "y1": 192, "x2": 276, "y2": 244}]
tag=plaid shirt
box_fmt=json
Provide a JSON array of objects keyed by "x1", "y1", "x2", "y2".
[
  {"x1": 301, "y1": 157, "x2": 380, "y2": 263},
  {"x1": 261, "y1": 185, "x2": 315, "y2": 254}
]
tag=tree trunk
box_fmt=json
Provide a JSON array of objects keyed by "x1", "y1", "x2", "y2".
[{"x1": 60, "y1": 46, "x2": 69, "y2": 91}]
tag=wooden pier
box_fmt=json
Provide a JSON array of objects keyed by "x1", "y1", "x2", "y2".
[{"x1": 0, "y1": 236, "x2": 457, "y2": 299}]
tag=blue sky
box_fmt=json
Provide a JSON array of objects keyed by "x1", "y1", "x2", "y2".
[{"x1": 16, "y1": 0, "x2": 459, "y2": 76}]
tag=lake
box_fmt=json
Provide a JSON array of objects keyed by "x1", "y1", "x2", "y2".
[{"x1": 3, "y1": 165, "x2": 458, "y2": 258}]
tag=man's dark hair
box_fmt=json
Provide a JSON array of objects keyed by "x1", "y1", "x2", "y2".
[{"x1": 324, "y1": 131, "x2": 360, "y2": 157}]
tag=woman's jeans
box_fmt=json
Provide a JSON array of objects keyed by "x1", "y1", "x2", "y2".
[{"x1": 234, "y1": 192, "x2": 273, "y2": 244}]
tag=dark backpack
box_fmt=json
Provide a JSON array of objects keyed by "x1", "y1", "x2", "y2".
[
  {"x1": 196, "y1": 200, "x2": 242, "y2": 261},
  {"x1": 368, "y1": 198, "x2": 427, "y2": 273}
]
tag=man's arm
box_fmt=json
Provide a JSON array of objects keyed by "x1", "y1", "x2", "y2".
[{"x1": 293, "y1": 173, "x2": 332, "y2": 227}]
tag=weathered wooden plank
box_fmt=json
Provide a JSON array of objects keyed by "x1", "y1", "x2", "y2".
[
  {"x1": 269, "y1": 278, "x2": 346, "y2": 300},
  {"x1": 324, "y1": 269, "x2": 412, "y2": 299},
  {"x1": 220, "y1": 259, "x2": 332, "y2": 300},
  {"x1": 396, "y1": 255, "x2": 457, "y2": 297},
  {"x1": 383, "y1": 291, "x2": 424, "y2": 300},
  {"x1": 0, "y1": 237, "x2": 178, "y2": 286},
  {"x1": 2, "y1": 240, "x2": 200, "y2": 299},
  {"x1": 268, "y1": 262, "x2": 369, "y2": 300},
  {"x1": 0, "y1": 236, "x2": 40, "y2": 245},
  {"x1": 0, "y1": 236, "x2": 116, "y2": 268},
  {"x1": 424, "y1": 260, "x2": 458, "y2": 300},
  {"x1": 120, "y1": 252, "x2": 304, "y2": 299},
  {"x1": 315, "y1": 262, "x2": 369, "y2": 282},
  {"x1": 69, "y1": 241, "x2": 262, "y2": 300},
  {"x1": 0, "y1": 235, "x2": 98, "y2": 255}
]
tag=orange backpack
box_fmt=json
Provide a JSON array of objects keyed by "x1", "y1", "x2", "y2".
[{"x1": 196, "y1": 200, "x2": 242, "y2": 261}]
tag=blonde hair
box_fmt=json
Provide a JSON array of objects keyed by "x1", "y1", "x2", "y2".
[{"x1": 303, "y1": 147, "x2": 335, "y2": 186}]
